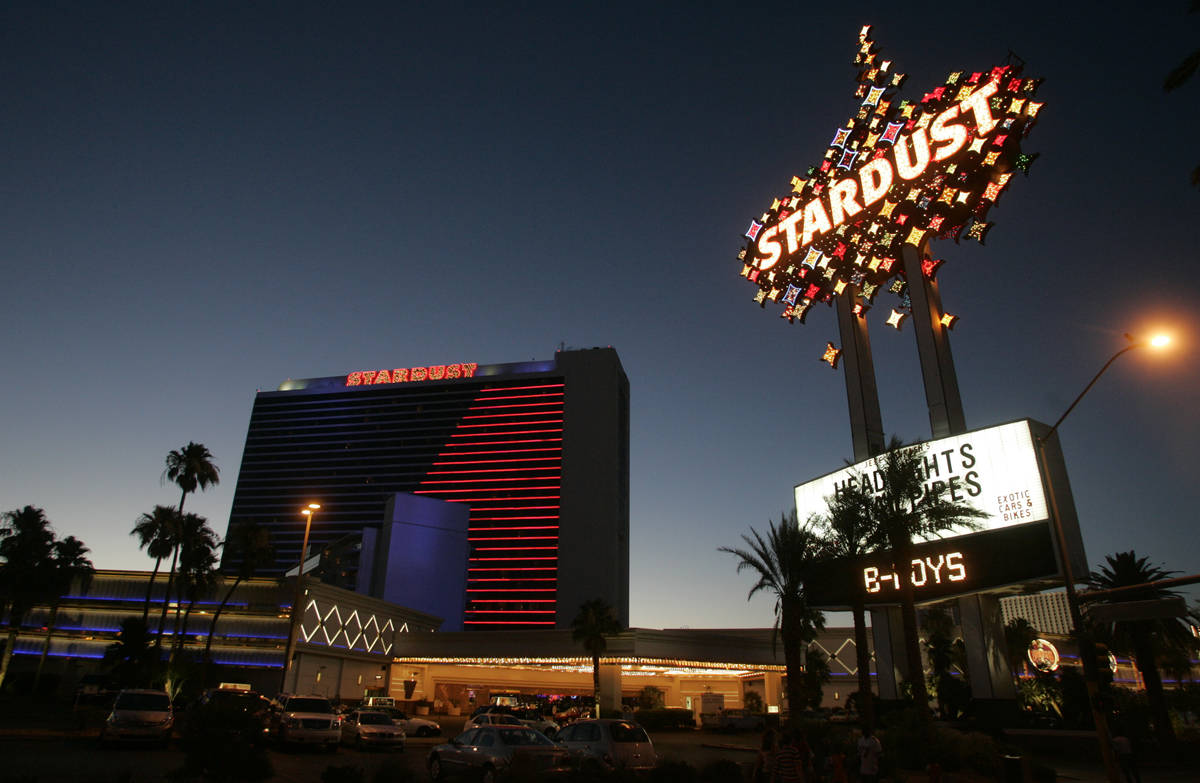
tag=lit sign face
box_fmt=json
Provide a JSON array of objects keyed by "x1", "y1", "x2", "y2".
[
  {"x1": 806, "y1": 519, "x2": 1060, "y2": 608},
  {"x1": 794, "y1": 420, "x2": 1048, "y2": 542},
  {"x1": 1027, "y1": 639, "x2": 1060, "y2": 673},
  {"x1": 739, "y1": 26, "x2": 1042, "y2": 330},
  {"x1": 863, "y1": 551, "x2": 966, "y2": 595},
  {"x1": 346, "y1": 363, "x2": 478, "y2": 387}
]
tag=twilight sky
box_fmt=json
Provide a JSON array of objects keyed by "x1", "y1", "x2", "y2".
[{"x1": 3, "y1": 1, "x2": 1198, "y2": 629}]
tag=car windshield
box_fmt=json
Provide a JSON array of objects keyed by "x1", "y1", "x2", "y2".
[
  {"x1": 492, "y1": 714, "x2": 523, "y2": 725},
  {"x1": 496, "y1": 727, "x2": 553, "y2": 746},
  {"x1": 286, "y1": 698, "x2": 332, "y2": 713},
  {"x1": 610, "y1": 722, "x2": 650, "y2": 743},
  {"x1": 116, "y1": 692, "x2": 170, "y2": 711},
  {"x1": 358, "y1": 713, "x2": 394, "y2": 725}
]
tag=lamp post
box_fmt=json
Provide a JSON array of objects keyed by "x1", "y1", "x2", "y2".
[
  {"x1": 1036, "y1": 334, "x2": 1169, "y2": 783},
  {"x1": 281, "y1": 502, "x2": 320, "y2": 692}
]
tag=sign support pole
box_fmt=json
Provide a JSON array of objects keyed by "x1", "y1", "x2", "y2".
[{"x1": 902, "y1": 243, "x2": 1018, "y2": 703}]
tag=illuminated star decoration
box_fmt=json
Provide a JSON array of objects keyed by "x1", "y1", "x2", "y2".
[
  {"x1": 886, "y1": 309, "x2": 909, "y2": 330},
  {"x1": 740, "y1": 26, "x2": 1042, "y2": 331},
  {"x1": 939, "y1": 312, "x2": 959, "y2": 329},
  {"x1": 821, "y1": 342, "x2": 842, "y2": 369}
]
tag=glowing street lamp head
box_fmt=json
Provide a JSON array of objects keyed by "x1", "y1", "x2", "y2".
[{"x1": 1150, "y1": 334, "x2": 1171, "y2": 349}]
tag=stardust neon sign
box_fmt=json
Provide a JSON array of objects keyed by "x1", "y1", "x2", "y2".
[
  {"x1": 739, "y1": 26, "x2": 1043, "y2": 330},
  {"x1": 755, "y1": 80, "x2": 1001, "y2": 270},
  {"x1": 346, "y1": 362, "x2": 478, "y2": 386}
]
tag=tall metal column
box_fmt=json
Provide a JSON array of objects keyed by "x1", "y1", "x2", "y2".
[
  {"x1": 835, "y1": 293, "x2": 895, "y2": 698},
  {"x1": 900, "y1": 245, "x2": 966, "y2": 438},
  {"x1": 836, "y1": 292, "x2": 886, "y2": 462},
  {"x1": 901, "y1": 242, "x2": 1014, "y2": 701}
]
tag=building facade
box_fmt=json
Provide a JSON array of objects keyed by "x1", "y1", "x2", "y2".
[{"x1": 223, "y1": 347, "x2": 630, "y2": 631}]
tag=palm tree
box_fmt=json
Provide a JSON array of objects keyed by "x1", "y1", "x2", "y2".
[
  {"x1": 570, "y1": 598, "x2": 623, "y2": 718},
  {"x1": 204, "y1": 522, "x2": 274, "y2": 671},
  {"x1": 720, "y1": 513, "x2": 827, "y2": 718},
  {"x1": 1087, "y1": 551, "x2": 1198, "y2": 745},
  {"x1": 156, "y1": 443, "x2": 220, "y2": 650},
  {"x1": 169, "y1": 513, "x2": 220, "y2": 660},
  {"x1": 811, "y1": 482, "x2": 882, "y2": 728},
  {"x1": 32, "y1": 536, "x2": 94, "y2": 692},
  {"x1": 104, "y1": 617, "x2": 156, "y2": 688},
  {"x1": 0, "y1": 506, "x2": 57, "y2": 691},
  {"x1": 1004, "y1": 617, "x2": 1038, "y2": 679},
  {"x1": 854, "y1": 437, "x2": 986, "y2": 713},
  {"x1": 131, "y1": 505, "x2": 180, "y2": 623}
]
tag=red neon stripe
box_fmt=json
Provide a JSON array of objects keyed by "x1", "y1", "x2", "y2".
[
  {"x1": 476, "y1": 384, "x2": 564, "y2": 393},
  {"x1": 467, "y1": 590, "x2": 556, "y2": 594},
  {"x1": 470, "y1": 505, "x2": 559, "y2": 512},
  {"x1": 417, "y1": 476, "x2": 560, "y2": 486},
  {"x1": 471, "y1": 557, "x2": 557, "y2": 563},
  {"x1": 449, "y1": 429, "x2": 564, "y2": 438},
  {"x1": 468, "y1": 567, "x2": 557, "y2": 572},
  {"x1": 431, "y1": 456, "x2": 560, "y2": 467},
  {"x1": 465, "y1": 610, "x2": 555, "y2": 615},
  {"x1": 470, "y1": 391, "x2": 564, "y2": 403},
  {"x1": 475, "y1": 547, "x2": 559, "y2": 553},
  {"x1": 413, "y1": 488, "x2": 560, "y2": 495},
  {"x1": 468, "y1": 600, "x2": 556, "y2": 604},
  {"x1": 454, "y1": 419, "x2": 563, "y2": 429},
  {"x1": 470, "y1": 516, "x2": 559, "y2": 523},
  {"x1": 431, "y1": 448, "x2": 561, "y2": 459},
  {"x1": 466, "y1": 526, "x2": 559, "y2": 532},
  {"x1": 442, "y1": 438, "x2": 562, "y2": 447},
  {"x1": 462, "y1": 410, "x2": 563, "y2": 421},
  {"x1": 427, "y1": 466, "x2": 558, "y2": 476},
  {"x1": 465, "y1": 402, "x2": 564, "y2": 413},
  {"x1": 468, "y1": 574, "x2": 556, "y2": 581},
  {"x1": 469, "y1": 535, "x2": 558, "y2": 542},
  {"x1": 464, "y1": 621, "x2": 556, "y2": 625}
]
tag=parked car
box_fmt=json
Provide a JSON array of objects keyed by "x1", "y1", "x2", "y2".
[
  {"x1": 514, "y1": 709, "x2": 559, "y2": 738},
  {"x1": 375, "y1": 706, "x2": 443, "y2": 737},
  {"x1": 715, "y1": 708, "x2": 765, "y2": 732},
  {"x1": 99, "y1": 689, "x2": 174, "y2": 747},
  {"x1": 427, "y1": 725, "x2": 571, "y2": 782},
  {"x1": 340, "y1": 709, "x2": 405, "y2": 751},
  {"x1": 186, "y1": 686, "x2": 272, "y2": 744},
  {"x1": 463, "y1": 711, "x2": 525, "y2": 732},
  {"x1": 554, "y1": 718, "x2": 656, "y2": 772},
  {"x1": 268, "y1": 694, "x2": 340, "y2": 751}
]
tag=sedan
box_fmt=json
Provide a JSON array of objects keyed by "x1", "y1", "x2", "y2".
[
  {"x1": 428, "y1": 725, "x2": 571, "y2": 782},
  {"x1": 555, "y1": 718, "x2": 656, "y2": 772},
  {"x1": 341, "y1": 710, "x2": 405, "y2": 751}
]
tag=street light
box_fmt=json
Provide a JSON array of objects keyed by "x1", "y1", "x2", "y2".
[
  {"x1": 281, "y1": 502, "x2": 321, "y2": 692},
  {"x1": 1037, "y1": 333, "x2": 1170, "y2": 783}
]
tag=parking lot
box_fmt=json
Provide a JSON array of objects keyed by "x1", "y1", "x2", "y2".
[{"x1": 0, "y1": 712, "x2": 759, "y2": 783}]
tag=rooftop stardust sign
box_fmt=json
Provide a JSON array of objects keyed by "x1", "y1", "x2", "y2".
[{"x1": 739, "y1": 26, "x2": 1042, "y2": 356}]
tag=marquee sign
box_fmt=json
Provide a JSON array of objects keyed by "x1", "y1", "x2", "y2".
[
  {"x1": 739, "y1": 26, "x2": 1042, "y2": 343},
  {"x1": 795, "y1": 419, "x2": 1049, "y2": 540},
  {"x1": 799, "y1": 420, "x2": 1087, "y2": 609}
]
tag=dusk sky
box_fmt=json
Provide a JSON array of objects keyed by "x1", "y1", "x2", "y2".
[{"x1": 3, "y1": 2, "x2": 1198, "y2": 630}]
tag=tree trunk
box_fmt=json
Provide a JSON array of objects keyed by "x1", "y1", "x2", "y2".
[
  {"x1": 0, "y1": 624, "x2": 20, "y2": 692},
  {"x1": 592, "y1": 653, "x2": 601, "y2": 717},
  {"x1": 851, "y1": 598, "x2": 876, "y2": 730},
  {"x1": 155, "y1": 544, "x2": 180, "y2": 652},
  {"x1": 32, "y1": 603, "x2": 60, "y2": 694},
  {"x1": 1134, "y1": 640, "x2": 1176, "y2": 745},
  {"x1": 781, "y1": 602, "x2": 806, "y2": 725},
  {"x1": 896, "y1": 547, "x2": 930, "y2": 717},
  {"x1": 141, "y1": 558, "x2": 161, "y2": 624}
]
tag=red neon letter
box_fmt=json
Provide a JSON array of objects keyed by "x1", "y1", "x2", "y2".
[
  {"x1": 445, "y1": 364, "x2": 462, "y2": 379},
  {"x1": 374, "y1": 370, "x2": 392, "y2": 384},
  {"x1": 429, "y1": 365, "x2": 446, "y2": 380},
  {"x1": 346, "y1": 372, "x2": 362, "y2": 386},
  {"x1": 411, "y1": 367, "x2": 428, "y2": 381},
  {"x1": 393, "y1": 368, "x2": 409, "y2": 382},
  {"x1": 462, "y1": 363, "x2": 478, "y2": 378}
]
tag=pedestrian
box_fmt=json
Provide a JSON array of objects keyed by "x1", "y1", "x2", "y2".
[
  {"x1": 1111, "y1": 727, "x2": 1141, "y2": 783},
  {"x1": 752, "y1": 729, "x2": 779, "y2": 783},
  {"x1": 857, "y1": 727, "x2": 883, "y2": 783},
  {"x1": 776, "y1": 729, "x2": 806, "y2": 783}
]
